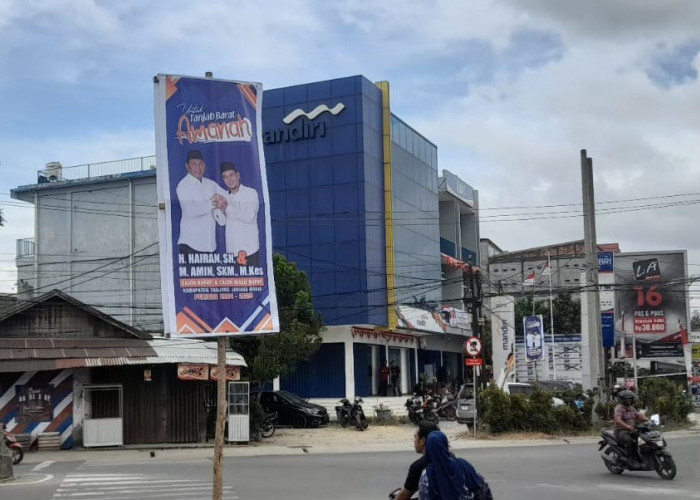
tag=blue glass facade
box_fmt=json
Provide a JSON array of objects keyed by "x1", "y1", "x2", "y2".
[
  {"x1": 390, "y1": 117, "x2": 441, "y2": 306},
  {"x1": 263, "y1": 76, "x2": 387, "y2": 326}
]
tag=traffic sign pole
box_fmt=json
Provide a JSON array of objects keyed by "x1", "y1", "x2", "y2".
[{"x1": 473, "y1": 365, "x2": 477, "y2": 439}]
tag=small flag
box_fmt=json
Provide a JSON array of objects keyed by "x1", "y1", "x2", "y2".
[
  {"x1": 523, "y1": 271, "x2": 536, "y2": 285},
  {"x1": 541, "y1": 260, "x2": 550, "y2": 276}
]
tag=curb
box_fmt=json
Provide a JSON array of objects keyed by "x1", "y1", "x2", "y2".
[{"x1": 17, "y1": 420, "x2": 700, "y2": 464}]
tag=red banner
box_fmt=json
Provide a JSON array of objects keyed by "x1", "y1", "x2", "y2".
[
  {"x1": 465, "y1": 358, "x2": 483, "y2": 367},
  {"x1": 209, "y1": 365, "x2": 241, "y2": 381},
  {"x1": 177, "y1": 364, "x2": 209, "y2": 381},
  {"x1": 351, "y1": 326, "x2": 416, "y2": 344}
]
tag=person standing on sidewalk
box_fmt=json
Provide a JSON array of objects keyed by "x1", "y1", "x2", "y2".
[
  {"x1": 394, "y1": 422, "x2": 440, "y2": 500},
  {"x1": 379, "y1": 361, "x2": 390, "y2": 396},
  {"x1": 391, "y1": 360, "x2": 401, "y2": 396}
]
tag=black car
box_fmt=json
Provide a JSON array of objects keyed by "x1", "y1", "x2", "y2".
[{"x1": 255, "y1": 390, "x2": 329, "y2": 428}]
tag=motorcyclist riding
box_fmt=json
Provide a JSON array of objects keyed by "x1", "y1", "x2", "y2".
[
  {"x1": 394, "y1": 422, "x2": 440, "y2": 500},
  {"x1": 613, "y1": 389, "x2": 648, "y2": 468}
]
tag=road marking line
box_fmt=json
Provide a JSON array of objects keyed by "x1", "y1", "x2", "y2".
[
  {"x1": 0, "y1": 473, "x2": 54, "y2": 486},
  {"x1": 598, "y1": 483, "x2": 700, "y2": 498},
  {"x1": 31, "y1": 460, "x2": 55, "y2": 471}
]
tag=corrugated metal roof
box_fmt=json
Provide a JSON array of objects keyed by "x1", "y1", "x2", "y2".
[{"x1": 0, "y1": 337, "x2": 245, "y2": 372}]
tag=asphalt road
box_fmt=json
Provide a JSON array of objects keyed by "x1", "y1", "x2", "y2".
[{"x1": 2, "y1": 436, "x2": 699, "y2": 499}]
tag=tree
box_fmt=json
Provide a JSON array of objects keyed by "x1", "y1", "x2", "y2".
[
  {"x1": 551, "y1": 294, "x2": 581, "y2": 334},
  {"x1": 0, "y1": 209, "x2": 5, "y2": 226},
  {"x1": 231, "y1": 254, "x2": 324, "y2": 399},
  {"x1": 691, "y1": 311, "x2": 700, "y2": 332},
  {"x1": 514, "y1": 293, "x2": 581, "y2": 337}
]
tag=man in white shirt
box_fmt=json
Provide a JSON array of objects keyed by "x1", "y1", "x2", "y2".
[
  {"x1": 175, "y1": 150, "x2": 221, "y2": 253},
  {"x1": 213, "y1": 161, "x2": 260, "y2": 266}
]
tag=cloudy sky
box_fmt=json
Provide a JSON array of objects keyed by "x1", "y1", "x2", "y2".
[{"x1": 1, "y1": 0, "x2": 699, "y2": 312}]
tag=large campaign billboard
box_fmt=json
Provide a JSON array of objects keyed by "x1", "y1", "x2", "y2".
[
  {"x1": 155, "y1": 75, "x2": 279, "y2": 337},
  {"x1": 614, "y1": 251, "x2": 688, "y2": 358}
]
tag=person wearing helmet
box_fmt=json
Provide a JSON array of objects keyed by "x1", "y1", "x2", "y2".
[{"x1": 613, "y1": 389, "x2": 648, "y2": 468}]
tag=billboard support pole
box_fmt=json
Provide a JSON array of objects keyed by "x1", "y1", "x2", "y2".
[
  {"x1": 213, "y1": 337, "x2": 226, "y2": 500},
  {"x1": 200, "y1": 69, "x2": 226, "y2": 500},
  {"x1": 632, "y1": 336, "x2": 639, "y2": 392}
]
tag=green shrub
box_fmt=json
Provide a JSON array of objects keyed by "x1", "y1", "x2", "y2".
[
  {"x1": 640, "y1": 377, "x2": 694, "y2": 423},
  {"x1": 553, "y1": 405, "x2": 580, "y2": 431},
  {"x1": 595, "y1": 401, "x2": 616, "y2": 421},
  {"x1": 248, "y1": 398, "x2": 265, "y2": 441},
  {"x1": 526, "y1": 388, "x2": 557, "y2": 433},
  {"x1": 479, "y1": 383, "x2": 513, "y2": 433},
  {"x1": 479, "y1": 383, "x2": 591, "y2": 434}
]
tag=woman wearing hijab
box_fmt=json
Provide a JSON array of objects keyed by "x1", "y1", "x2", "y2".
[{"x1": 418, "y1": 431, "x2": 472, "y2": 500}]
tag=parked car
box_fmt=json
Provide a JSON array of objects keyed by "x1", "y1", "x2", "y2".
[
  {"x1": 536, "y1": 380, "x2": 576, "y2": 392},
  {"x1": 255, "y1": 390, "x2": 329, "y2": 428},
  {"x1": 503, "y1": 382, "x2": 565, "y2": 407},
  {"x1": 455, "y1": 385, "x2": 476, "y2": 424}
]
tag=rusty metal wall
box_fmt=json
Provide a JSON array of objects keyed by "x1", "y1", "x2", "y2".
[{"x1": 91, "y1": 364, "x2": 208, "y2": 444}]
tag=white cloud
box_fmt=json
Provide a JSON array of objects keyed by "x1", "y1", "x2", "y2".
[{"x1": 0, "y1": 0, "x2": 699, "y2": 308}]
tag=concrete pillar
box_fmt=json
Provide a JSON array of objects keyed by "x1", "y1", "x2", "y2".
[
  {"x1": 344, "y1": 340, "x2": 355, "y2": 399},
  {"x1": 400, "y1": 348, "x2": 409, "y2": 394}
]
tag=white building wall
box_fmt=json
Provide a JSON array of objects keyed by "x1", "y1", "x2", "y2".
[{"x1": 17, "y1": 175, "x2": 162, "y2": 332}]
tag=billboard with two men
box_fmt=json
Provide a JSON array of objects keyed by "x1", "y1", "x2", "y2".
[{"x1": 155, "y1": 74, "x2": 279, "y2": 337}]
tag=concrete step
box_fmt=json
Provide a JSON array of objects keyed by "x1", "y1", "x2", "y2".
[{"x1": 309, "y1": 397, "x2": 411, "y2": 420}]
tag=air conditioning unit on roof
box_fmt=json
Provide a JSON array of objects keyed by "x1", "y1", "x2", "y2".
[{"x1": 45, "y1": 162, "x2": 63, "y2": 182}]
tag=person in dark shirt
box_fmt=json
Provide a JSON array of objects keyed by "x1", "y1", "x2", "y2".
[
  {"x1": 391, "y1": 360, "x2": 401, "y2": 396},
  {"x1": 614, "y1": 389, "x2": 648, "y2": 468},
  {"x1": 395, "y1": 422, "x2": 440, "y2": 500}
]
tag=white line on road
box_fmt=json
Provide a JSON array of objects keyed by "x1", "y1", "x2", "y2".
[
  {"x1": 51, "y1": 473, "x2": 238, "y2": 499},
  {"x1": 535, "y1": 482, "x2": 700, "y2": 498},
  {"x1": 31, "y1": 460, "x2": 55, "y2": 471},
  {"x1": 598, "y1": 483, "x2": 700, "y2": 498},
  {"x1": 77, "y1": 458, "x2": 210, "y2": 467},
  {"x1": 0, "y1": 474, "x2": 54, "y2": 486}
]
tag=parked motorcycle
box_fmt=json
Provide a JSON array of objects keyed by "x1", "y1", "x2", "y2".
[
  {"x1": 335, "y1": 398, "x2": 353, "y2": 427},
  {"x1": 420, "y1": 393, "x2": 439, "y2": 425},
  {"x1": 435, "y1": 393, "x2": 457, "y2": 421},
  {"x1": 405, "y1": 395, "x2": 424, "y2": 425},
  {"x1": 260, "y1": 412, "x2": 277, "y2": 438},
  {"x1": 598, "y1": 415, "x2": 676, "y2": 480},
  {"x1": 336, "y1": 397, "x2": 368, "y2": 430},
  {"x1": 3, "y1": 430, "x2": 23, "y2": 465}
]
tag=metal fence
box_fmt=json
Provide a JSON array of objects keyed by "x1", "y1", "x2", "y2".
[
  {"x1": 16, "y1": 237, "x2": 35, "y2": 258},
  {"x1": 38, "y1": 156, "x2": 156, "y2": 182}
]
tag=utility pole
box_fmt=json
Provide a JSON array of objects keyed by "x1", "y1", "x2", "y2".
[
  {"x1": 464, "y1": 265, "x2": 483, "y2": 374},
  {"x1": 205, "y1": 70, "x2": 226, "y2": 500},
  {"x1": 581, "y1": 150, "x2": 605, "y2": 394}
]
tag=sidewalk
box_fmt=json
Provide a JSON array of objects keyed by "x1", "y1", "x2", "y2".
[{"x1": 18, "y1": 412, "x2": 700, "y2": 464}]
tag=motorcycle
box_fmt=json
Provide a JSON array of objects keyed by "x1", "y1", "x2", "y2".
[
  {"x1": 435, "y1": 393, "x2": 457, "y2": 421},
  {"x1": 388, "y1": 487, "x2": 417, "y2": 499},
  {"x1": 405, "y1": 395, "x2": 424, "y2": 425},
  {"x1": 335, "y1": 397, "x2": 368, "y2": 430},
  {"x1": 335, "y1": 398, "x2": 353, "y2": 427},
  {"x1": 420, "y1": 393, "x2": 439, "y2": 425},
  {"x1": 598, "y1": 415, "x2": 676, "y2": 480},
  {"x1": 3, "y1": 430, "x2": 23, "y2": 465},
  {"x1": 260, "y1": 412, "x2": 277, "y2": 438}
]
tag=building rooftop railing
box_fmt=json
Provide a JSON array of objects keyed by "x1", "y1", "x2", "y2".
[
  {"x1": 37, "y1": 155, "x2": 156, "y2": 183},
  {"x1": 17, "y1": 237, "x2": 35, "y2": 258}
]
